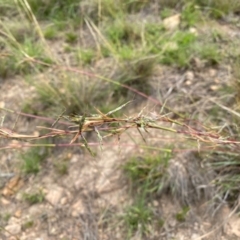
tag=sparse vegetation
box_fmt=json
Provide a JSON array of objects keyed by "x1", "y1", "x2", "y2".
[
  {"x1": 122, "y1": 152, "x2": 171, "y2": 237},
  {"x1": 54, "y1": 159, "x2": 69, "y2": 175},
  {"x1": 75, "y1": 49, "x2": 96, "y2": 65},
  {"x1": 22, "y1": 190, "x2": 45, "y2": 205},
  {"x1": 1, "y1": 0, "x2": 240, "y2": 238},
  {"x1": 21, "y1": 145, "x2": 49, "y2": 174},
  {"x1": 123, "y1": 197, "x2": 153, "y2": 238},
  {"x1": 123, "y1": 152, "x2": 171, "y2": 194},
  {"x1": 175, "y1": 206, "x2": 190, "y2": 222},
  {"x1": 21, "y1": 220, "x2": 34, "y2": 230},
  {"x1": 0, "y1": 213, "x2": 11, "y2": 222},
  {"x1": 195, "y1": 0, "x2": 240, "y2": 18}
]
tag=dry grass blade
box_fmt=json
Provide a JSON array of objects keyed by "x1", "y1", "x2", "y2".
[{"x1": 0, "y1": 127, "x2": 39, "y2": 140}]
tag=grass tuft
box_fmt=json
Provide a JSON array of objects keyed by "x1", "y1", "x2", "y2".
[
  {"x1": 208, "y1": 151, "x2": 240, "y2": 206},
  {"x1": 195, "y1": 0, "x2": 240, "y2": 18},
  {"x1": 167, "y1": 151, "x2": 215, "y2": 205},
  {"x1": 113, "y1": 56, "x2": 156, "y2": 99},
  {"x1": 26, "y1": 0, "x2": 81, "y2": 21},
  {"x1": 123, "y1": 197, "x2": 153, "y2": 238},
  {"x1": 123, "y1": 151, "x2": 171, "y2": 195},
  {"x1": 122, "y1": 151, "x2": 172, "y2": 237},
  {"x1": 22, "y1": 190, "x2": 45, "y2": 205},
  {"x1": 105, "y1": 18, "x2": 141, "y2": 45},
  {"x1": 25, "y1": 70, "x2": 111, "y2": 116},
  {"x1": 22, "y1": 220, "x2": 34, "y2": 230},
  {"x1": 21, "y1": 145, "x2": 49, "y2": 174},
  {"x1": 175, "y1": 206, "x2": 190, "y2": 222}
]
